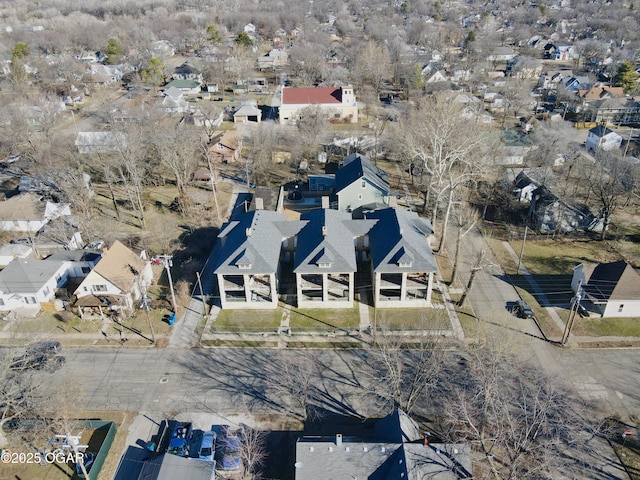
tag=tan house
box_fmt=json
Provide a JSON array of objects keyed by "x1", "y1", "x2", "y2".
[
  {"x1": 279, "y1": 86, "x2": 357, "y2": 125},
  {"x1": 209, "y1": 131, "x2": 243, "y2": 163},
  {"x1": 74, "y1": 240, "x2": 152, "y2": 317}
]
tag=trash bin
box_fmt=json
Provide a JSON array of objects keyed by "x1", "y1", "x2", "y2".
[{"x1": 167, "y1": 313, "x2": 176, "y2": 326}]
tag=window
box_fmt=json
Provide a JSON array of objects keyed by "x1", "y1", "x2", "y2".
[
  {"x1": 24, "y1": 296, "x2": 37, "y2": 305},
  {"x1": 92, "y1": 284, "x2": 107, "y2": 292},
  {"x1": 619, "y1": 304, "x2": 624, "y2": 313},
  {"x1": 42, "y1": 287, "x2": 50, "y2": 297},
  {"x1": 361, "y1": 180, "x2": 366, "y2": 189},
  {"x1": 319, "y1": 262, "x2": 332, "y2": 268},
  {"x1": 238, "y1": 263, "x2": 252, "y2": 270},
  {"x1": 81, "y1": 266, "x2": 91, "y2": 274},
  {"x1": 399, "y1": 261, "x2": 412, "y2": 268},
  {"x1": 0, "y1": 298, "x2": 4, "y2": 306},
  {"x1": 358, "y1": 194, "x2": 363, "y2": 200}
]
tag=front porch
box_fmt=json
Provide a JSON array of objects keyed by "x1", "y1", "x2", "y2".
[
  {"x1": 373, "y1": 271, "x2": 434, "y2": 308},
  {"x1": 296, "y1": 272, "x2": 354, "y2": 308},
  {"x1": 217, "y1": 272, "x2": 278, "y2": 309}
]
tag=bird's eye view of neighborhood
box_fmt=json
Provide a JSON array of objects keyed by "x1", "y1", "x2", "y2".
[{"x1": 2, "y1": 0, "x2": 640, "y2": 479}]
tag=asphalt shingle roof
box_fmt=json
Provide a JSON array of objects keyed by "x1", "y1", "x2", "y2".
[
  {"x1": 293, "y1": 209, "x2": 376, "y2": 274},
  {"x1": 582, "y1": 260, "x2": 640, "y2": 301},
  {"x1": 366, "y1": 208, "x2": 437, "y2": 274},
  {"x1": 335, "y1": 154, "x2": 390, "y2": 194},
  {"x1": 214, "y1": 210, "x2": 305, "y2": 275},
  {"x1": 0, "y1": 258, "x2": 65, "y2": 294},
  {"x1": 282, "y1": 86, "x2": 342, "y2": 105}
]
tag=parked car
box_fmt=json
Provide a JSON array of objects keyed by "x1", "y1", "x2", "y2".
[
  {"x1": 10, "y1": 237, "x2": 36, "y2": 245},
  {"x1": 513, "y1": 300, "x2": 534, "y2": 319},
  {"x1": 10, "y1": 354, "x2": 65, "y2": 373},
  {"x1": 163, "y1": 421, "x2": 193, "y2": 457},
  {"x1": 198, "y1": 430, "x2": 216, "y2": 462},
  {"x1": 26, "y1": 341, "x2": 62, "y2": 356},
  {"x1": 213, "y1": 425, "x2": 241, "y2": 471}
]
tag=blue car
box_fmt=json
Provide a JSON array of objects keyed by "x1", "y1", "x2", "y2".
[{"x1": 199, "y1": 431, "x2": 216, "y2": 462}]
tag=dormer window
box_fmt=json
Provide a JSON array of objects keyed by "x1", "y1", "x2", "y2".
[
  {"x1": 319, "y1": 262, "x2": 332, "y2": 268},
  {"x1": 399, "y1": 261, "x2": 412, "y2": 268},
  {"x1": 238, "y1": 263, "x2": 252, "y2": 270}
]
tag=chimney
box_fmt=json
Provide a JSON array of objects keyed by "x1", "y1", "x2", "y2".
[
  {"x1": 255, "y1": 197, "x2": 264, "y2": 210},
  {"x1": 388, "y1": 195, "x2": 398, "y2": 207},
  {"x1": 322, "y1": 225, "x2": 327, "y2": 236},
  {"x1": 336, "y1": 434, "x2": 343, "y2": 446},
  {"x1": 322, "y1": 196, "x2": 330, "y2": 209},
  {"x1": 246, "y1": 228, "x2": 252, "y2": 237},
  {"x1": 423, "y1": 434, "x2": 429, "y2": 447}
]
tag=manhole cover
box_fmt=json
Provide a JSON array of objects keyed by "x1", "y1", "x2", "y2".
[{"x1": 159, "y1": 377, "x2": 168, "y2": 384}]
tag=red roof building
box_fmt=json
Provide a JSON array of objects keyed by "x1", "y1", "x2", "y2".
[{"x1": 279, "y1": 85, "x2": 357, "y2": 125}]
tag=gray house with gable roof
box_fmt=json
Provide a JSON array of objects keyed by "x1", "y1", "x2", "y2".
[
  {"x1": 366, "y1": 208, "x2": 437, "y2": 308},
  {"x1": 214, "y1": 210, "x2": 304, "y2": 309},
  {"x1": 335, "y1": 154, "x2": 391, "y2": 216},
  {"x1": 294, "y1": 209, "x2": 375, "y2": 308}
]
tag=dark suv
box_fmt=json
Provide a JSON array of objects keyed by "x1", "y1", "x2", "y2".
[{"x1": 513, "y1": 300, "x2": 534, "y2": 319}]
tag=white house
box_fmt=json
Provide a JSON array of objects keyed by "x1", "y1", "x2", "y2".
[
  {"x1": 0, "y1": 244, "x2": 33, "y2": 267},
  {"x1": 0, "y1": 193, "x2": 71, "y2": 233},
  {"x1": 572, "y1": 260, "x2": 640, "y2": 318},
  {"x1": 0, "y1": 259, "x2": 70, "y2": 312},
  {"x1": 74, "y1": 240, "x2": 152, "y2": 313},
  {"x1": 585, "y1": 126, "x2": 623, "y2": 152}
]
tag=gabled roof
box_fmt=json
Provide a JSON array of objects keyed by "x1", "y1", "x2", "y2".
[
  {"x1": 579, "y1": 85, "x2": 624, "y2": 100},
  {"x1": 366, "y1": 208, "x2": 437, "y2": 274},
  {"x1": 173, "y1": 63, "x2": 201, "y2": 75},
  {"x1": 295, "y1": 409, "x2": 472, "y2": 480},
  {"x1": 214, "y1": 210, "x2": 305, "y2": 275},
  {"x1": 335, "y1": 154, "x2": 390, "y2": 195},
  {"x1": 282, "y1": 86, "x2": 343, "y2": 105},
  {"x1": 293, "y1": 209, "x2": 376, "y2": 274},
  {"x1": 0, "y1": 258, "x2": 65, "y2": 294},
  {"x1": 46, "y1": 250, "x2": 101, "y2": 263},
  {"x1": 137, "y1": 453, "x2": 214, "y2": 480},
  {"x1": 588, "y1": 125, "x2": 619, "y2": 138},
  {"x1": 581, "y1": 260, "x2": 640, "y2": 302},
  {"x1": 165, "y1": 79, "x2": 201, "y2": 89},
  {"x1": 210, "y1": 131, "x2": 241, "y2": 150},
  {"x1": 0, "y1": 192, "x2": 45, "y2": 221},
  {"x1": 90, "y1": 240, "x2": 146, "y2": 292}
]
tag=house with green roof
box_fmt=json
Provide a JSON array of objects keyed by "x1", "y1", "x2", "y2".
[{"x1": 164, "y1": 79, "x2": 201, "y2": 95}]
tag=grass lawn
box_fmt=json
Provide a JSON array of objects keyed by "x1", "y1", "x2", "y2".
[
  {"x1": 3, "y1": 311, "x2": 103, "y2": 337},
  {"x1": 508, "y1": 238, "x2": 623, "y2": 275},
  {"x1": 287, "y1": 305, "x2": 360, "y2": 331},
  {"x1": 1, "y1": 411, "x2": 131, "y2": 480},
  {"x1": 374, "y1": 307, "x2": 450, "y2": 331},
  {"x1": 571, "y1": 317, "x2": 640, "y2": 337},
  {"x1": 211, "y1": 308, "x2": 281, "y2": 332}
]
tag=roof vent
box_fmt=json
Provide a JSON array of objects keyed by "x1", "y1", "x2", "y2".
[
  {"x1": 381, "y1": 447, "x2": 386, "y2": 453},
  {"x1": 363, "y1": 447, "x2": 368, "y2": 452},
  {"x1": 309, "y1": 446, "x2": 314, "y2": 452},
  {"x1": 322, "y1": 225, "x2": 327, "y2": 236},
  {"x1": 328, "y1": 446, "x2": 333, "y2": 452},
  {"x1": 246, "y1": 227, "x2": 252, "y2": 237},
  {"x1": 345, "y1": 447, "x2": 350, "y2": 452},
  {"x1": 336, "y1": 434, "x2": 342, "y2": 446}
]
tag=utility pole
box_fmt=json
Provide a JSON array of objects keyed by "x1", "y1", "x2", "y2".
[
  {"x1": 562, "y1": 281, "x2": 582, "y2": 346},
  {"x1": 196, "y1": 271, "x2": 207, "y2": 318},
  {"x1": 158, "y1": 254, "x2": 177, "y2": 312},
  {"x1": 517, "y1": 225, "x2": 528, "y2": 274},
  {"x1": 139, "y1": 277, "x2": 155, "y2": 345},
  {"x1": 624, "y1": 127, "x2": 634, "y2": 157}
]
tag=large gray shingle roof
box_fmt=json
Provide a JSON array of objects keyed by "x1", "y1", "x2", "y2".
[
  {"x1": 0, "y1": 258, "x2": 65, "y2": 294},
  {"x1": 214, "y1": 210, "x2": 305, "y2": 275},
  {"x1": 293, "y1": 209, "x2": 376, "y2": 274},
  {"x1": 366, "y1": 208, "x2": 437, "y2": 274}
]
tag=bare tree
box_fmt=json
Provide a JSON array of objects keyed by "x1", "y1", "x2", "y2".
[
  {"x1": 266, "y1": 350, "x2": 318, "y2": 421},
  {"x1": 442, "y1": 340, "x2": 606, "y2": 479},
  {"x1": 583, "y1": 152, "x2": 636, "y2": 240},
  {"x1": 403, "y1": 94, "x2": 485, "y2": 252},
  {"x1": 363, "y1": 315, "x2": 450, "y2": 415},
  {"x1": 238, "y1": 424, "x2": 267, "y2": 480},
  {"x1": 0, "y1": 349, "x2": 47, "y2": 447},
  {"x1": 449, "y1": 201, "x2": 480, "y2": 286}
]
